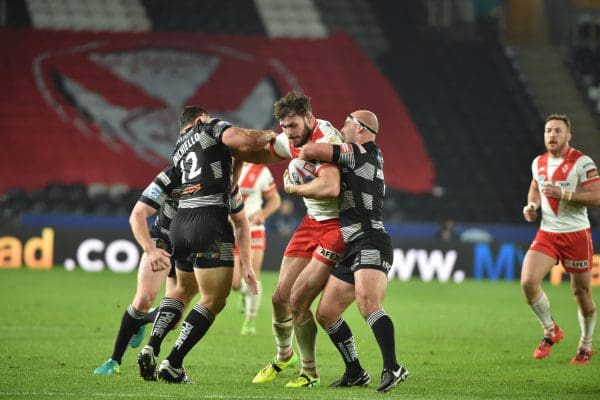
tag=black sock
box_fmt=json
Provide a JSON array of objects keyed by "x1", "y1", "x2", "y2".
[
  {"x1": 110, "y1": 305, "x2": 145, "y2": 364},
  {"x1": 147, "y1": 297, "x2": 184, "y2": 356},
  {"x1": 367, "y1": 309, "x2": 400, "y2": 371},
  {"x1": 166, "y1": 304, "x2": 215, "y2": 368},
  {"x1": 325, "y1": 317, "x2": 363, "y2": 377},
  {"x1": 142, "y1": 307, "x2": 159, "y2": 324}
]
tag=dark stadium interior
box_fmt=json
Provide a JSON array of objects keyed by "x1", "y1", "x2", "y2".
[{"x1": 2, "y1": 0, "x2": 600, "y2": 232}]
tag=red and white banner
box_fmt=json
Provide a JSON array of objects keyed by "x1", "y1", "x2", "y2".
[{"x1": 0, "y1": 29, "x2": 435, "y2": 193}]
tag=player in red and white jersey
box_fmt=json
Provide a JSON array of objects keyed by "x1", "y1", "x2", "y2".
[
  {"x1": 238, "y1": 91, "x2": 344, "y2": 387},
  {"x1": 522, "y1": 114, "x2": 600, "y2": 365},
  {"x1": 232, "y1": 162, "x2": 282, "y2": 335}
]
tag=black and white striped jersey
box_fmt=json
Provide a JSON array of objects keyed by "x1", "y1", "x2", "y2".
[
  {"x1": 172, "y1": 118, "x2": 234, "y2": 211},
  {"x1": 332, "y1": 141, "x2": 387, "y2": 243},
  {"x1": 139, "y1": 166, "x2": 181, "y2": 242}
]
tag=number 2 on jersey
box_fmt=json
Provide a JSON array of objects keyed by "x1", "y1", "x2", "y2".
[{"x1": 180, "y1": 152, "x2": 202, "y2": 183}]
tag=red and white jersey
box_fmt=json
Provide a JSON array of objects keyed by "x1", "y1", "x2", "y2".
[
  {"x1": 532, "y1": 147, "x2": 600, "y2": 232},
  {"x1": 270, "y1": 119, "x2": 344, "y2": 221},
  {"x1": 238, "y1": 163, "x2": 276, "y2": 229}
]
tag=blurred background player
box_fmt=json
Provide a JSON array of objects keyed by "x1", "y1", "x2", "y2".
[
  {"x1": 521, "y1": 114, "x2": 599, "y2": 365},
  {"x1": 232, "y1": 162, "x2": 281, "y2": 335},
  {"x1": 299, "y1": 110, "x2": 409, "y2": 393},
  {"x1": 240, "y1": 91, "x2": 344, "y2": 388},
  {"x1": 93, "y1": 166, "x2": 181, "y2": 375}
]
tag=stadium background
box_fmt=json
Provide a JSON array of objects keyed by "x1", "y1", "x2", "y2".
[{"x1": 2, "y1": 0, "x2": 600, "y2": 283}]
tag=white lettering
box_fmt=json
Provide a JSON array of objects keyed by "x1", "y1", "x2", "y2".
[
  {"x1": 388, "y1": 248, "x2": 458, "y2": 283},
  {"x1": 105, "y1": 240, "x2": 139, "y2": 273},
  {"x1": 77, "y1": 239, "x2": 105, "y2": 272}
]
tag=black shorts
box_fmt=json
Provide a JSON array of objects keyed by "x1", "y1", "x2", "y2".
[
  {"x1": 152, "y1": 236, "x2": 176, "y2": 278},
  {"x1": 170, "y1": 207, "x2": 235, "y2": 272},
  {"x1": 333, "y1": 232, "x2": 393, "y2": 285}
]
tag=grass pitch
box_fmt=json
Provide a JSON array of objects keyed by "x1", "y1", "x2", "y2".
[{"x1": 0, "y1": 268, "x2": 598, "y2": 399}]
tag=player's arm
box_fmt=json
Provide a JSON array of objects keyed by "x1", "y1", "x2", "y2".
[
  {"x1": 129, "y1": 202, "x2": 171, "y2": 271},
  {"x1": 221, "y1": 126, "x2": 277, "y2": 153},
  {"x1": 299, "y1": 142, "x2": 334, "y2": 162},
  {"x1": 230, "y1": 208, "x2": 258, "y2": 294},
  {"x1": 569, "y1": 180, "x2": 600, "y2": 206},
  {"x1": 285, "y1": 164, "x2": 340, "y2": 199},
  {"x1": 250, "y1": 188, "x2": 281, "y2": 225},
  {"x1": 523, "y1": 178, "x2": 540, "y2": 223}
]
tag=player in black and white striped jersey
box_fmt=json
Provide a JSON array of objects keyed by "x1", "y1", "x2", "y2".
[
  {"x1": 148, "y1": 106, "x2": 276, "y2": 383},
  {"x1": 298, "y1": 110, "x2": 409, "y2": 393}
]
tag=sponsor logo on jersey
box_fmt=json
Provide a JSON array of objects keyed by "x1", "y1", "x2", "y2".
[
  {"x1": 182, "y1": 183, "x2": 202, "y2": 195},
  {"x1": 196, "y1": 251, "x2": 220, "y2": 260},
  {"x1": 587, "y1": 168, "x2": 598, "y2": 179},
  {"x1": 143, "y1": 182, "x2": 164, "y2": 202}
]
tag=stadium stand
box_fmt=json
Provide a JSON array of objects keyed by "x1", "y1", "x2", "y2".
[{"x1": 1, "y1": 0, "x2": 596, "y2": 227}]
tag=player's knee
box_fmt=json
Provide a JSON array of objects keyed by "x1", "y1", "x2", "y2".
[
  {"x1": 271, "y1": 289, "x2": 289, "y2": 307},
  {"x1": 132, "y1": 293, "x2": 156, "y2": 312},
  {"x1": 572, "y1": 285, "x2": 591, "y2": 300},
  {"x1": 315, "y1": 308, "x2": 336, "y2": 328},
  {"x1": 355, "y1": 294, "x2": 380, "y2": 317}
]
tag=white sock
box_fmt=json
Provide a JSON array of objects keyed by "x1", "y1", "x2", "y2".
[
  {"x1": 578, "y1": 309, "x2": 596, "y2": 350},
  {"x1": 245, "y1": 280, "x2": 262, "y2": 320},
  {"x1": 294, "y1": 316, "x2": 318, "y2": 377},
  {"x1": 272, "y1": 315, "x2": 294, "y2": 361},
  {"x1": 239, "y1": 279, "x2": 249, "y2": 295},
  {"x1": 530, "y1": 291, "x2": 555, "y2": 336}
]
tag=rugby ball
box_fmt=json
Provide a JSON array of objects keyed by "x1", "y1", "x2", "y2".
[{"x1": 288, "y1": 158, "x2": 316, "y2": 185}]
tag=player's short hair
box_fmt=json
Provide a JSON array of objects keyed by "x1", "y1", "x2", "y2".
[
  {"x1": 180, "y1": 106, "x2": 209, "y2": 131},
  {"x1": 273, "y1": 91, "x2": 312, "y2": 121},
  {"x1": 546, "y1": 114, "x2": 571, "y2": 131}
]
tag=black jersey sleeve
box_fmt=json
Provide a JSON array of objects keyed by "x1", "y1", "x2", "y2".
[
  {"x1": 331, "y1": 142, "x2": 364, "y2": 169},
  {"x1": 139, "y1": 166, "x2": 181, "y2": 209},
  {"x1": 206, "y1": 118, "x2": 233, "y2": 143}
]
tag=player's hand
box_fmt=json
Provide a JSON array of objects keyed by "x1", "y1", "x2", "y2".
[
  {"x1": 249, "y1": 212, "x2": 265, "y2": 225},
  {"x1": 283, "y1": 170, "x2": 297, "y2": 195},
  {"x1": 541, "y1": 183, "x2": 562, "y2": 199},
  {"x1": 146, "y1": 247, "x2": 171, "y2": 272},
  {"x1": 241, "y1": 264, "x2": 258, "y2": 295},
  {"x1": 522, "y1": 202, "x2": 538, "y2": 223}
]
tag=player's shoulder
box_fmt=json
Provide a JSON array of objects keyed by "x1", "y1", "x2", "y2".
[{"x1": 312, "y1": 119, "x2": 343, "y2": 144}]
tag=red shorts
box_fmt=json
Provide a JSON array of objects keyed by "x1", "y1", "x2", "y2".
[
  {"x1": 234, "y1": 228, "x2": 266, "y2": 255},
  {"x1": 530, "y1": 228, "x2": 594, "y2": 273},
  {"x1": 284, "y1": 216, "x2": 344, "y2": 267}
]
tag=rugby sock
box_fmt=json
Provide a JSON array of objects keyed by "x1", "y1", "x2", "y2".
[
  {"x1": 325, "y1": 317, "x2": 363, "y2": 377},
  {"x1": 294, "y1": 316, "x2": 318, "y2": 377},
  {"x1": 245, "y1": 280, "x2": 262, "y2": 320},
  {"x1": 530, "y1": 291, "x2": 556, "y2": 336},
  {"x1": 367, "y1": 309, "x2": 400, "y2": 371},
  {"x1": 166, "y1": 304, "x2": 215, "y2": 369},
  {"x1": 148, "y1": 297, "x2": 184, "y2": 356},
  {"x1": 110, "y1": 305, "x2": 146, "y2": 364},
  {"x1": 578, "y1": 309, "x2": 597, "y2": 350},
  {"x1": 142, "y1": 307, "x2": 158, "y2": 324},
  {"x1": 273, "y1": 315, "x2": 294, "y2": 361}
]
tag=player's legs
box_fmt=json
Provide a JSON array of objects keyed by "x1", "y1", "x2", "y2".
[
  {"x1": 94, "y1": 253, "x2": 168, "y2": 375},
  {"x1": 570, "y1": 270, "x2": 596, "y2": 363},
  {"x1": 241, "y1": 248, "x2": 265, "y2": 335},
  {"x1": 287, "y1": 257, "x2": 331, "y2": 382},
  {"x1": 521, "y1": 249, "x2": 563, "y2": 358},
  {"x1": 138, "y1": 268, "x2": 196, "y2": 380},
  {"x1": 252, "y1": 256, "x2": 307, "y2": 384},
  {"x1": 159, "y1": 267, "x2": 232, "y2": 383},
  {"x1": 316, "y1": 275, "x2": 370, "y2": 387}
]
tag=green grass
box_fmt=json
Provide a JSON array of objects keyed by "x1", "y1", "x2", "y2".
[{"x1": 0, "y1": 268, "x2": 598, "y2": 399}]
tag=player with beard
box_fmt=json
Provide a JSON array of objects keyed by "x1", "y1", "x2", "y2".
[
  {"x1": 241, "y1": 91, "x2": 344, "y2": 388},
  {"x1": 521, "y1": 114, "x2": 599, "y2": 364}
]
